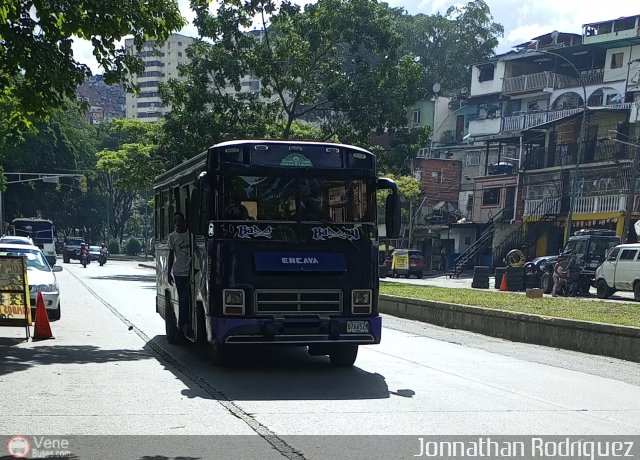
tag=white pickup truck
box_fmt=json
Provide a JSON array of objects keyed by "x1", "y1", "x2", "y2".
[{"x1": 595, "y1": 243, "x2": 640, "y2": 300}]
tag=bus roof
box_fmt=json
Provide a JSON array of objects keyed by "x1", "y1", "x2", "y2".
[
  {"x1": 12, "y1": 218, "x2": 53, "y2": 224},
  {"x1": 211, "y1": 139, "x2": 373, "y2": 155},
  {"x1": 154, "y1": 139, "x2": 375, "y2": 190}
]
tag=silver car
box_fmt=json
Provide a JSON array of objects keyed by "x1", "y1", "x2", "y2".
[{"x1": 0, "y1": 243, "x2": 62, "y2": 320}]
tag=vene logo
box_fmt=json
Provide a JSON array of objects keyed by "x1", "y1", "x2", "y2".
[{"x1": 281, "y1": 257, "x2": 319, "y2": 264}]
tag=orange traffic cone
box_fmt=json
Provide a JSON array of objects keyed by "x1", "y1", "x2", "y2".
[
  {"x1": 33, "y1": 291, "x2": 54, "y2": 341},
  {"x1": 499, "y1": 271, "x2": 508, "y2": 291}
]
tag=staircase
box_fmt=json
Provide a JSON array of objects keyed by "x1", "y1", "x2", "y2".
[
  {"x1": 492, "y1": 197, "x2": 559, "y2": 267},
  {"x1": 448, "y1": 208, "x2": 509, "y2": 278}
]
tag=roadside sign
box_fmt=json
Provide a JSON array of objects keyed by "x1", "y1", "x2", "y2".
[
  {"x1": 0, "y1": 256, "x2": 32, "y2": 338},
  {"x1": 391, "y1": 250, "x2": 409, "y2": 270}
]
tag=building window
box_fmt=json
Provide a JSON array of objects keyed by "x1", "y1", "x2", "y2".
[
  {"x1": 466, "y1": 151, "x2": 480, "y2": 166},
  {"x1": 482, "y1": 188, "x2": 500, "y2": 206},
  {"x1": 412, "y1": 110, "x2": 421, "y2": 125},
  {"x1": 178, "y1": 52, "x2": 182, "y2": 57},
  {"x1": 478, "y1": 64, "x2": 495, "y2": 82},
  {"x1": 464, "y1": 236, "x2": 471, "y2": 245},
  {"x1": 610, "y1": 52, "x2": 624, "y2": 69}
]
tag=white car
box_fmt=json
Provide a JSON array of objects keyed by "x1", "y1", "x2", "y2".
[
  {"x1": 0, "y1": 235, "x2": 35, "y2": 246},
  {"x1": 0, "y1": 243, "x2": 62, "y2": 320},
  {"x1": 595, "y1": 243, "x2": 640, "y2": 301}
]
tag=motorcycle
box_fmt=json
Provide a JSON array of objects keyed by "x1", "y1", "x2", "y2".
[
  {"x1": 80, "y1": 251, "x2": 90, "y2": 268},
  {"x1": 98, "y1": 250, "x2": 108, "y2": 266}
]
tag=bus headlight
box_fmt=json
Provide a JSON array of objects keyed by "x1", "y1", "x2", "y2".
[
  {"x1": 352, "y1": 290, "x2": 372, "y2": 314},
  {"x1": 223, "y1": 289, "x2": 245, "y2": 315}
]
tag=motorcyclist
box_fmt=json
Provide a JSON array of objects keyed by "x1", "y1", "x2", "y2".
[
  {"x1": 98, "y1": 242, "x2": 108, "y2": 265},
  {"x1": 80, "y1": 243, "x2": 90, "y2": 265}
]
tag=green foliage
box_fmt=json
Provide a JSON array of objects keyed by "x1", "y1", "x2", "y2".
[
  {"x1": 397, "y1": 0, "x2": 503, "y2": 96},
  {"x1": 108, "y1": 239, "x2": 120, "y2": 255},
  {"x1": 0, "y1": 0, "x2": 185, "y2": 131},
  {"x1": 0, "y1": 102, "x2": 109, "y2": 237},
  {"x1": 125, "y1": 237, "x2": 142, "y2": 256},
  {"x1": 380, "y1": 283, "x2": 640, "y2": 328},
  {"x1": 159, "y1": 0, "x2": 425, "y2": 164},
  {"x1": 374, "y1": 125, "x2": 432, "y2": 175},
  {"x1": 95, "y1": 119, "x2": 163, "y2": 242}
]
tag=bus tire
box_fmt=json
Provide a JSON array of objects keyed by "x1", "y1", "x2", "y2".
[
  {"x1": 165, "y1": 296, "x2": 180, "y2": 344},
  {"x1": 329, "y1": 344, "x2": 358, "y2": 367}
]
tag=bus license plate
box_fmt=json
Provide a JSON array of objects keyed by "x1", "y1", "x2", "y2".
[{"x1": 346, "y1": 321, "x2": 370, "y2": 333}]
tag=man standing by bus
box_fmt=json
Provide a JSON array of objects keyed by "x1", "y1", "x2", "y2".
[{"x1": 168, "y1": 211, "x2": 192, "y2": 338}]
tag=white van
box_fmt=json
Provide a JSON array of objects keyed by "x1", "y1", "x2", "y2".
[{"x1": 594, "y1": 243, "x2": 640, "y2": 300}]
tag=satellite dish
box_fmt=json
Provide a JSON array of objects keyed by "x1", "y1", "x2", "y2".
[{"x1": 432, "y1": 83, "x2": 441, "y2": 94}]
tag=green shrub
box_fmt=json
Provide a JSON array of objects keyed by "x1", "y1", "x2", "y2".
[
  {"x1": 125, "y1": 237, "x2": 142, "y2": 256},
  {"x1": 108, "y1": 239, "x2": 120, "y2": 254}
]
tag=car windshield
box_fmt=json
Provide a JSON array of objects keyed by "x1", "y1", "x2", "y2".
[
  {"x1": 0, "y1": 249, "x2": 50, "y2": 271},
  {"x1": 89, "y1": 246, "x2": 101, "y2": 252}
]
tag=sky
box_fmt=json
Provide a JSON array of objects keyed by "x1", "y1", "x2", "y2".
[{"x1": 72, "y1": 0, "x2": 640, "y2": 74}]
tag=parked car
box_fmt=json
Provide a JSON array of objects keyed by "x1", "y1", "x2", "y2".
[
  {"x1": 523, "y1": 229, "x2": 620, "y2": 294},
  {"x1": 0, "y1": 235, "x2": 35, "y2": 246},
  {"x1": 0, "y1": 243, "x2": 62, "y2": 320},
  {"x1": 384, "y1": 249, "x2": 425, "y2": 278},
  {"x1": 595, "y1": 243, "x2": 640, "y2": 300}
]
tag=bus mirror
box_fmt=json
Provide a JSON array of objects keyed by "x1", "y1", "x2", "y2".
[
  {"x1": 188, "y1": 189, "x2": 201, "y2": 233},
  {"x1": 385, "y1": 192, "x2": 401, "y2": 239}
]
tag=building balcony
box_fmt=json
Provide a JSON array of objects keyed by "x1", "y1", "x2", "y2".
[
  {"x1": 501, "y1": 108, "x2": 583, "y2": 132},
  {"x1": 524, "y1": 194, "x2": 637, "y2": 217},
  {"x1": 468, "y1": 117, "x2": 501, "y2": 136},
  {"x1": 503, "y1": 69, "x2": 606, "y2": 96},
  {"x1": 503, "y1": 71, "x2": 557, "y2": 95}
]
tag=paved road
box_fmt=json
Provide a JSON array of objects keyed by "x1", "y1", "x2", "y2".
[{"x1": 1, "y1": 260, "x2": 639, "y2": 457}]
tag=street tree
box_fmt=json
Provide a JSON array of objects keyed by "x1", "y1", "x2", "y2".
[
  {"x1": 397, "y1": 0, "x2": 503, "y2": 96},
  {"x1": 96, "y1": 119, "x2": 163, "y2": 242},
  {"x1": 0, "y1": 104, "x2": 103, "y2": 234},
  {"x1": 0, "y1": 0, "x2": 184, "y2": 131},
  {"x1": 159, "y1": 0, "x2": 425, "y2": 163}
]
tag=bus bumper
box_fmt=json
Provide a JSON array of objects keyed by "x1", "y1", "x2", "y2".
[{"x1": 212, "y1": 316, "x2": 382, "y2": 345}]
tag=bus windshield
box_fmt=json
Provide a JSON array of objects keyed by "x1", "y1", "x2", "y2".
[
  {"x1": 12, "y1": 220, "x2": 54, "y2": 243},
  {"x1": 223, "y1": 176, "x2": 373, "y2": 223}
]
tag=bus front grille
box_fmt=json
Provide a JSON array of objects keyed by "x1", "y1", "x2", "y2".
[{"x1": 254, "y1": 290, "x2": 342, "y2": 314}]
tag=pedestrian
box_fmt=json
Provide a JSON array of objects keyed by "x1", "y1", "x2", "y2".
[
  {"x1": 439, "y1": 246, "x2": 448, "y2": 273},
  {"x1": 167, "y1": 211, "x2": 193, "y2": 338},
  {"x1": 551, "y1": 254, "x2": 569, "y2": 297}
]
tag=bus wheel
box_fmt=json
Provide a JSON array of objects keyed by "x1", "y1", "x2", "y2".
[
  {"x1": 208, "y1": 340, "x2": 229, "y2": 366},
  {"x1": 165, "y1": 297, "x2": 180, "y2": 344},
  {"x1": 329, "y1": 345, "x2": 358, "y2": 367}
]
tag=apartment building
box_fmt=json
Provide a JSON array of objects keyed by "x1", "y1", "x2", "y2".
[
  {"x1": 125, "y1": 33, "x2": 196, "y2": 122},
  {"x1": 424, "y1": 14, "x2": 640, "y2": 275}
]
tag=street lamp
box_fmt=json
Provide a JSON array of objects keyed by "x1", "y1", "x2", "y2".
[{"x1": 526, "y1": 49, "x2": 588, "y2": 244}]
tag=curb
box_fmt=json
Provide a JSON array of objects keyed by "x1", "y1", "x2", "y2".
[
  {"x1": 379, "y1": 294, "x2": 640, "y2": 363},
  {"x1": 138, "y1": 263, "x2": 155, "y2": 270}
]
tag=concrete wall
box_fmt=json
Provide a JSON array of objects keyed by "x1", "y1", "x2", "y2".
[
  {"x1": 416, "y1": 158, "x2": 462, "y2": 206},
  {"x1": 470, "y1": 61, "x2": 505, "y2": 96},
  {"x1": 471, "y1": 175, "x2": 518, "y2": 223},
  {"x1": 379, "y1": 295, "x2": 640, "y2": 363}
]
